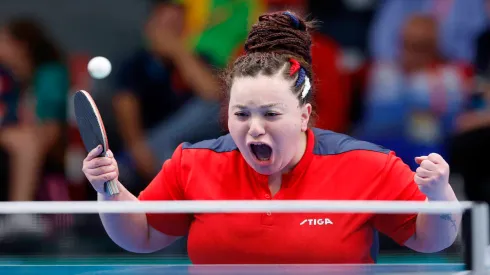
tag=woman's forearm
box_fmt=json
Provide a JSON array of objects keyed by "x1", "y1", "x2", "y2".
[
  {"x1": 410, "y1": 185, "x2": 461, "y2": 252},
  {"x1": 98, "y1": 181, "x2": 176, "y2": 253}
]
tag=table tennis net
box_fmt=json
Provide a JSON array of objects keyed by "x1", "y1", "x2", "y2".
[{"x1": 0, "y1": 200, "x2": 481, "y2": 274}]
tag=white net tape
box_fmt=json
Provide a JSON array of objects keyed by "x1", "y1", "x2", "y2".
[{"x1": 0, "y1": 200, "x2": 472, "y2": 214}]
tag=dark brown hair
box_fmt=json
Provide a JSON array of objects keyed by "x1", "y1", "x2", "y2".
[
  {"x1": 6, "y1": 17, "x2": 64, "y2": 70},
  {"x1": 221, "y1": 11, "x2": 315, "y2": 128}
]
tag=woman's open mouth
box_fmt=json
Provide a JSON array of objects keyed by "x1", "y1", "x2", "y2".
[{"x1": 249, "y1": 142, "x2": 273, "y2": 162}]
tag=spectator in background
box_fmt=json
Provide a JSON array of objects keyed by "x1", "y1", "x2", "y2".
[
  {"x1": 369, "y1": 0, "x2": 487, "y2": 63},
  {"x1": 450, "y1": 13, "x2": 490, "y2": 269},
  {"x1": 0, "y1": 65, "x2": 19, "y2": 202},
  {"x1": 181, "y1": 0, "x2": 265, "y2": 69},
  {"x1": 112, "y1": 0, "x2": 222, "y2": 191},
  {"x1": 0, "y1": 65, "x2": 19, "y2": 130},
  {"x1": 356, "y1": 14, "x2": 471, "y2": 171},
  {"x1": 0, "y1": 18, "x2": 69, "y2": 236}
]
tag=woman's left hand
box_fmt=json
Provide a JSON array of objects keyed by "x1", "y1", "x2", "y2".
[{"x1": 414, "y1": 153, "x2": 450, "y2": 200}]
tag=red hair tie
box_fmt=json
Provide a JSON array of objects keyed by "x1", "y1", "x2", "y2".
[{"x1": 289, "y1": 58, "x2": 300, "y2": 76}]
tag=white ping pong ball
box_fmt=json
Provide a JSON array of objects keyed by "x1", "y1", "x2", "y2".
[{"x1": 87, "y1": 56, "x2": 112, "y2": 79}]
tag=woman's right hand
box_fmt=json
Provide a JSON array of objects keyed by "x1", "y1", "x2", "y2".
[{"x1": 82, "y1": 145, "x2": 119, "y2": 193}]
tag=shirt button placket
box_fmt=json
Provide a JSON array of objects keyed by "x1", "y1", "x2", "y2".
[
  {"x1": 261, "y1": 193, "x2": 273, "y2": 225},
  {"x1": 265, "y1": 194, "x2": 271, "y2": 215}
]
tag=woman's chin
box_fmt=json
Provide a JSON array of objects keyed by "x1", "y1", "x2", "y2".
[
  {"x1": 252, "y1": 165, "x2": 275, "y2": 175},
  {"x1": 246, "y1": 156, "x2": 277, "y2": 175}
]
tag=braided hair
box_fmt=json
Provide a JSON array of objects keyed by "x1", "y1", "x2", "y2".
[{"x1": 221, "y1": 11, "x2": 315, "y2": 128}]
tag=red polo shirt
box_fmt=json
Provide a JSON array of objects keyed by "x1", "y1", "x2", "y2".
[{"x1": 138, "y1": 128, "x2": 426, "y2": 264}]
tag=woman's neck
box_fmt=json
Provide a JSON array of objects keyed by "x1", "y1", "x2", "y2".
[
  {"x1": 267, "y1": 131, "x2": 308, "y2": 196},
  {"x1": 285, "y1": 130, "x2": 308, "y2": 173},
  {"x1": 268, "y1": 130, "x2": 308, "y2": 178}
]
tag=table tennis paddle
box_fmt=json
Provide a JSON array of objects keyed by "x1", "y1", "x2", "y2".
[{"x1": 73, "y1": 90, "x2": 119, "y2": 196}]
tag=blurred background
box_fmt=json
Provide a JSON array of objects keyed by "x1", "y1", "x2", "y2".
[{"x1": 0, "y1": 0, "x2": 489, "y2": 266}]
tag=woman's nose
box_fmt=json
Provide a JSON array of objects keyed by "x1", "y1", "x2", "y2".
[{"x1": 248, "y1": 117, "x2": 265, "y2": 138}]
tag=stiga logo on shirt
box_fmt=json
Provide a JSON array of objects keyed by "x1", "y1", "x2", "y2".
[{"x1": 300, "y1": 218, "x2": 333, "y2": 226}]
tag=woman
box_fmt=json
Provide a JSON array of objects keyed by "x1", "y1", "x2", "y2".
[
  {"x1": 83, "y1": 12, "x2": 460, "y2": 264},
  {"x1": 0, "y1": 18, "x2": 69, "y2": 236}
]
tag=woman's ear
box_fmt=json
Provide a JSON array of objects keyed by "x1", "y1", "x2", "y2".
[{"x1": 301, "y1": 103, "x2": 312, "y2": 131}]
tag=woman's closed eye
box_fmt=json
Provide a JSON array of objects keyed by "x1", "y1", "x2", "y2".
[
  {"x1": 234, "y1": 111, "x2": 249, "y2": 117},
  {"x1": 264, "y1": 111, "x2": 281, "y2": 117},
  {"x1": 233, "y1": 110, "x2": 281, "y2": 118}
]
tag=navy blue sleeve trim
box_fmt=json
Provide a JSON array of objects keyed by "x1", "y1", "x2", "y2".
[
  {"x1": 182, "y1": 134, "x2": 238, "y2": 153},
  {"x1": 312, "y1": 128, "x2": 390, "y2": 156}
]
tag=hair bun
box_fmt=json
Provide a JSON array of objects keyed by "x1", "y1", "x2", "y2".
[{"x1": 244, "y1": 11, "x2": 312, "y2": 64}]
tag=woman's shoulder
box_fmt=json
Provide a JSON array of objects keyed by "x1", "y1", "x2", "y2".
[
  {"x1": 181, "y1": 133, "x2": 238, "y2": 153},
  {"x1": 312, "y1": 128, "x2": 407, "y2": 178},
  {"x1": 169, "y1": 133, "x2": 241, "y2": 177},
  {"x1": 177, "y1": 133, "x2": 241, "y2": 163},
  {"x1": 311, "y1": 128, "x2": 391, "y2": 157}
]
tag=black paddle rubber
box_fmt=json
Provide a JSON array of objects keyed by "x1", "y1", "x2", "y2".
[{"x1": 74, "y1": 90, "x2": 119, "y2": 195}]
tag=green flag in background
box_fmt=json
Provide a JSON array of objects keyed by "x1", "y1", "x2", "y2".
[{"x1": 179, "y1": 0, "x2": 266, "y2": 68}]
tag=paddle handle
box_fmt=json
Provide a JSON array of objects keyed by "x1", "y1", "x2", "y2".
[
  {"x1": 103, "y1": 151, "x2": 120, "y2": 196},
  {"x1": 105, "y1": 179, "x2": 120, "y2": 196}
]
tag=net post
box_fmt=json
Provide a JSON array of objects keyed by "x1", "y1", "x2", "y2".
[{"x1": 471, "y1": 202, "x2": 488, "y2": 274}]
